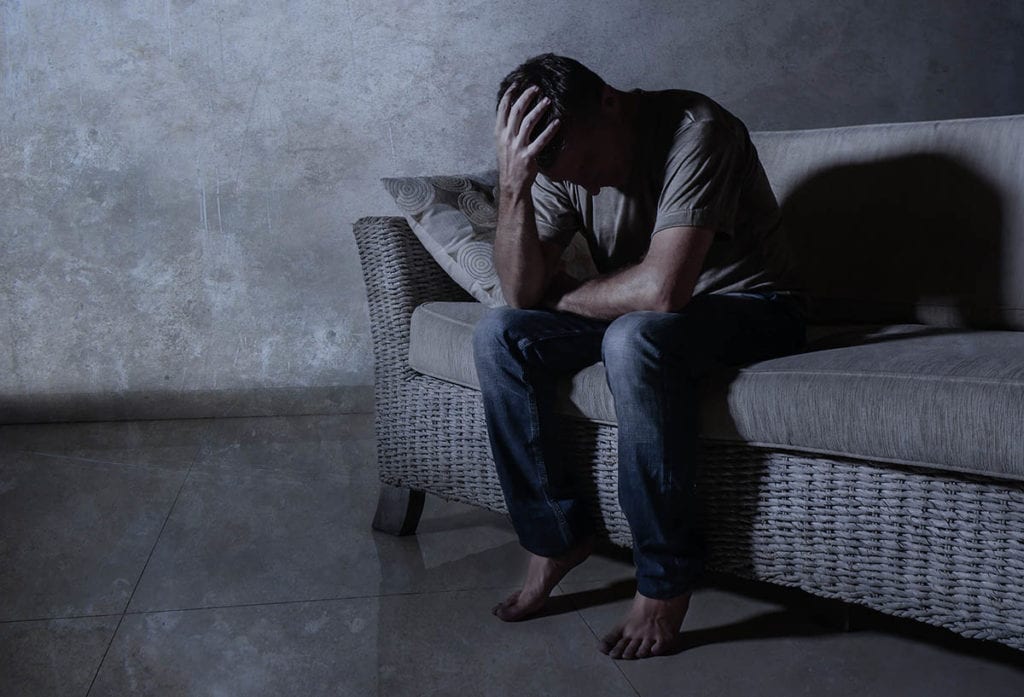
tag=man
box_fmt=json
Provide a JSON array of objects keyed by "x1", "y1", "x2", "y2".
[{"x1": 472, "y1": 53, "x2": 808, "y2": 660}]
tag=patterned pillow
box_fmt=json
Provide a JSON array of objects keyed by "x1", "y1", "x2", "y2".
[{"x1": 381, "y1": 171, "x2": 598, "y2": 307}]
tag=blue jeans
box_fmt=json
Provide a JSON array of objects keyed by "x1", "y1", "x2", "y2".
[{"x1": 471, "y1": 290, "x2": 807, "y2": 599}]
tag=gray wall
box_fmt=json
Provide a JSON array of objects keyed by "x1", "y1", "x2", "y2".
[{"x1": 2, "y1": 0, "x2": 1022, "y2": 422}]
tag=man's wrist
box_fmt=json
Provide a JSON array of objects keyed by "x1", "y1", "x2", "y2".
[
  {"x1": 542, "y1": 270, "x2": 585, "y2": 310},
  {"x1": 498, "y1": 181, "x2": 533, "y2": 205}
]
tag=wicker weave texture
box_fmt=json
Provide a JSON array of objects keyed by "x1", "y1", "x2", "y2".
[
  {"x1": 353, "y1": 215, "x2": 1024, "y2": 651},
  {"x1": 700, "y1": 442, "x2": 1024, "y2": 648}
]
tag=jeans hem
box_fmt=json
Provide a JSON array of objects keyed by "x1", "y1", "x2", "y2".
[
  {"x1": 635, "y1": 576, "x2": 701, "y2": 599},
  {"x1": 519, "y1": 537, "x2": 576, "y2": 558}
]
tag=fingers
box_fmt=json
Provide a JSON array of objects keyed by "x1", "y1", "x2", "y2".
[
  {"x1": 518, "y1": 93, "x2": 554, "y2": 141},
  {"x1": 496, "y1": 82, "x2": 530, "y2": 134},
  {"x1": 508, "y1": 86, "x2": 541, "y2": 138},
  {"x1": 497, "y1": 83, "x2": 547, "y2": 141},
  {"x1": 495, "y1": 82, "x2": 559, "y2": 187},
  {"x1": 495, "y1": 81, "x2": 520, "y2": 133},
  {"x1": 524, "y1": 115, "x2": 560, "y2": 158}
]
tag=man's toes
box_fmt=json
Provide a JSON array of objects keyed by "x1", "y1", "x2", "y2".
[
  {"x1": 492, "y1": 593, "x2": 512, "y2": 612},
  {"x1": 620, "y1": 637, "x2": 644, "y2": 660},
  {"x1": 609, "y1": 636, "x2": 631, "y2": 659},
  {"x1": 599, "y1": 628, "x2": 622, "y2": 654},
  {"x1": 493, "y1": 592, "x2": 519, "y2": 619},
  {"x1": 635, "y1": 638, "x2": 656, "y2": 658}
]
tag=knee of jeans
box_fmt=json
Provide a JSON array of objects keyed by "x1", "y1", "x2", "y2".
[
  {"x1": 600, "y1": 311, "x2": 662, "y2": 367},
  {"x1": 472, "y1": 306, "x2": 526, "y2": 356}
]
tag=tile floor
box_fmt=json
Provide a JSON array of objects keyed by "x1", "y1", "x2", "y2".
[{"x1": 0, "y1": 413, "x2": 1021, "y2": 696}]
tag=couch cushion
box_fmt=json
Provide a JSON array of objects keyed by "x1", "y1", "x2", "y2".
[
  {"x1": 409, "y1": 301, "x2": 1024, "y2": 483},
  {"x1": 750, "y1": 113, "x2": 1024, "y2": 330}
]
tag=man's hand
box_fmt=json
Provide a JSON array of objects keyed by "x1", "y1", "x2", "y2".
[
  {"x1": 539, "y1": 268, "x2": 585, "y2": 311},
  {"x1": 536, "y1": 225, "x2": 717, "y2": 319},
  {"x1": 495, "y1": 83, "x2": 561, "y2": 194}
]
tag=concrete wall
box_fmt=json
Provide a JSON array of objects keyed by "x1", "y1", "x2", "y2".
[{"x1": 2, "y1": 0, "x2": 1022, "y2": 422}]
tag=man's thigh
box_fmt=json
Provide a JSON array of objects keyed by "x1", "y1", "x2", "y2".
[
  {"x1": 690, "y1": 291, "x2": 804, "y2": 363},
  {"x1": 603, "y1": 291, "x2": 804, "y2": 377},
  {"x1": 473, "y1": 306, "x2": 612, "y2": 375}
]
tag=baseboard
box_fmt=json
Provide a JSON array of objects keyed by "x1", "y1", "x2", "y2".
[{"x1": 0, "y1": 384, "x2": 375, "y2": 424}]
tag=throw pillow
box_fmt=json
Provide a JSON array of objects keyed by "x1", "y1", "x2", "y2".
[{"x1": 381, "y1": 170, "x2": 598, "y2": 307}]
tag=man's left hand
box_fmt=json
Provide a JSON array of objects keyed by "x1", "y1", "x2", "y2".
[{"x1": 539, "y1": 270, "x2": 584, "y2": 311}]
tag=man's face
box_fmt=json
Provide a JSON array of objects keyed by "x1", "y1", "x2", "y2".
[{"x1": 539, "y1": 120, "x2": 608, "y2": 197}]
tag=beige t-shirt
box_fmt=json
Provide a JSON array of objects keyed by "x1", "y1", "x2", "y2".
[{"x1": 531, "y1": 87, "x2": 808, "y2": 318}]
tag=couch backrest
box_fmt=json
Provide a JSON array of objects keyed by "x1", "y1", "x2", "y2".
[{"x1": 751, "y1": 113, "x2": 1024, "y2": 330}]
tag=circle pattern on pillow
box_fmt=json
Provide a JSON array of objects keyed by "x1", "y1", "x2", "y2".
[
  {"x1": 458, "y1": 190, "x2": 497, "y2": 227},
  {"x1": 384, "y1": 177, "x2": 435, "y2": 215},
  {"x1": 456, "y1": 240, "x2": 496, "y2": 283},
  {"x1": 432, "y1": 175, "x2": 475, "y2": 193}
]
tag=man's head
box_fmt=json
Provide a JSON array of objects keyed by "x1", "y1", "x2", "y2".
[{"x1": 496, "y1": 53, "x2": 639, "y2": 196}]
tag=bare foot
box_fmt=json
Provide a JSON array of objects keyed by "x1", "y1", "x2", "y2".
[
  {"x1": 492, "y1": 534, "x2": 596, "y2": 621},
  {"x1": 599, "y1": 588, "x2": 692, "y2": 659}
]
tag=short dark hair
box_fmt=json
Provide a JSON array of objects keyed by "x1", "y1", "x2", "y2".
[{"x1": 496, "y1": 53, "x2": 606, "y2": 169}]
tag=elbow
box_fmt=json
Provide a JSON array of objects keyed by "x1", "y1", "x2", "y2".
[
  {"x1": 649, "y1": 298, "x2": 677, "y2": 313},
  {"x1": 499, "y1": 275, "x2": 550, "y2": 310},
  {"x1": 501, "y1": 286, "x2": 543, "y2": 310},
  {"x1": 645, "y1": 270, "x2": 692, "y2": 313},
  {"x1": 649, "y1": 288, "x2": 692, "y2": 313},
  {"x1": 505, "y1": 297, "x2": 533, "y2": 310}
]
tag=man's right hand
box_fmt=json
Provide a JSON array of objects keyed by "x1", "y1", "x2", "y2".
[{"x1": 495, "y1": 83, "x2": 561, "y2": 194}]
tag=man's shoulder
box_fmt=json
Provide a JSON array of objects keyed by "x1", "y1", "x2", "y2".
[
  {"x1": 533, "y1": 170, "x2": 576, "y2": 199},
  {"x1": 640, "y1": 88, "x2": 742, "y2": 126},
  {"x1": 637, "y1": 88, "x2": 749, "y2": 151}
]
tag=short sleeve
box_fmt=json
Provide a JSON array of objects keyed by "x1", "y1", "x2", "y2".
[
  {"x1": 652, "y1": 119, "x2": 747, "y2": 238},
  {"x1": 530, "y1": 172, "x2": 580, "y2": 247}
]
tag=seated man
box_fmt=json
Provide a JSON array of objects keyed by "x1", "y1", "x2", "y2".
[{"x1": 472, "y1": 52, "x2": 808, "y2": 660}]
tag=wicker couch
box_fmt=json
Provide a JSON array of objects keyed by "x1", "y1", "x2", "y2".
[{"x1": 355, "y1": 111, "x2": 1024, "y2": 652}]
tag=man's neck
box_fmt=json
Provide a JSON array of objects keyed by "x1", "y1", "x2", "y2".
[
  {"x1": 625, "y1": 89, "x2": 643, "y2": 128},
  {"x1": 617, "y1": 90, "x2": 644, "y2": 189}
]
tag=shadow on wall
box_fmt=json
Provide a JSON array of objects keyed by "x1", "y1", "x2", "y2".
[{"x1": 781, "y1": 152, "x2": 1006, "y2": 333}]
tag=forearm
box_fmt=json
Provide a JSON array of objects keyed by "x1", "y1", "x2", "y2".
[
  {"x1": 493, "y1": 186, "x2": 549, "y2": 308},
  {"x1": 547, "y1": 262, "x2": 660, "y2": 321}
]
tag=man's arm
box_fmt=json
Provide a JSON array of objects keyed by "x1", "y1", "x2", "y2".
[
  {"x1": 493, "y1": 82, "x2": 565, "y2": 308},
  {"x1": 494, "y1": 188, "x2": 564, "y2": 308},
  {"x1": 542, "y1": 225, "x2": 717, "y2": 320},
  {"x1": 548, "y1": 117, "x2": 746, "y2": 320}
]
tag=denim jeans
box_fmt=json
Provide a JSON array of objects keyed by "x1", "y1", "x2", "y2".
[{"x1": 471, "y1": 290, "x2": 807, "y2": 599}]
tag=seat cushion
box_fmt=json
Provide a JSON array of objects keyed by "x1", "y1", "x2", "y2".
[{"x1": 408, "y1": 301, "x2": 1024, "y2": 483}]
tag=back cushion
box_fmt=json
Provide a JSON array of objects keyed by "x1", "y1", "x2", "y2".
[{"x1": 751, "y1": 113, "x2": 1024, "y2": 330}]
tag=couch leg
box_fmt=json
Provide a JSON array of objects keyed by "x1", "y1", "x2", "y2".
[
  {"x1": 371, "y1": 483, "x2": 425, "y2": 536},
  {"x1": 836, "y1": 603, "x2": 854, "y2": 632},
  {"x1": 806, "y1": 595, "x2": 857, "y2": 633}
]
